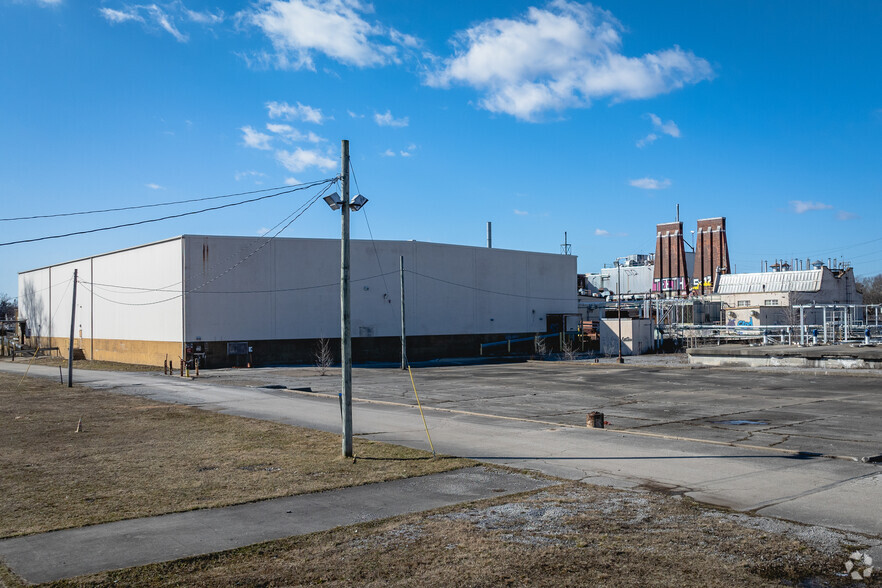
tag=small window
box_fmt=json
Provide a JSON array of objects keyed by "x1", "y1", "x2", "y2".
[
  {"x1": 764, "y1": 299, "x2": 779, "y2": 306},
  {"x1": 737, "y1": 300, "x2": 750, "y2": 307}
]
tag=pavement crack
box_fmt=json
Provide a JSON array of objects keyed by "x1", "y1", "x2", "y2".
[
  {"x1": 750, "y1": 471, "x2": 881, "y2": 513},
  {"x1": 768, "y1": 435, "x2": 790, "y2": 448}
]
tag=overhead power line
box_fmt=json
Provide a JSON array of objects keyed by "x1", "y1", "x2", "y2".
[
  {"x1": 72, "y1": 181, "x2": 337, "y2": 306},
  {"x1": 0, "y1": 177, "x2": 337, "y2": 248},
  {"x1": 0, "y1": 180, "x2": 336, "y2": 222}
]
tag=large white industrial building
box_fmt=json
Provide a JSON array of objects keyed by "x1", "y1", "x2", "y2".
[{"x1": 18, "y1": 235, "x2": 578, "y2": 367}]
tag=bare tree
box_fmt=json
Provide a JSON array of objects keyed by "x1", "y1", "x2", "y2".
[
  {"x1": 560, "y1": 336, "x2": 577, "y2": 361},
  {"x1": 533, "y1": 334, "x2": 547, "y2": 359},
  {"x1": 0, "y1": 293, "x2": 15, "y2": 321},
  {"x1": 314, "y1": 338, "x2": 333, "y2": 375},
  {"x1": 857, "y1": 274, "x2": 882, "y2": 304}
]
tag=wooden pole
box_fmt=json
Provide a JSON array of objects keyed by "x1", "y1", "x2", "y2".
[
  {"x1": 68, "y1": 269, "x2": 78, "y2": 387},
  {"x1": 340, "y1": 139, "x2": 353, "y2": 458},
  {"x1": 400, "y1": 256, "x2": 407, "y2": 370}
]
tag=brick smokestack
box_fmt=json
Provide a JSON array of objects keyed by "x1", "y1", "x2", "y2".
[
  {"x1": 693, "y1": 217, "x2": 730, "y2": 295},
  {"x1": 652, "y1": 222, "x2": 689, "y2": 297}
]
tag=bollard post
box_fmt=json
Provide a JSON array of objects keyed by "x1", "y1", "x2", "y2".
[
  {"x1": 180, "y1": 358, "x2": 184, "y2": 377},
  {"x1": 195, "y1": 357, "x2": 199, "y2": 377}
]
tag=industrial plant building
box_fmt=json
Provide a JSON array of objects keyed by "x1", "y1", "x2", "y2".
[
  {"x1": 713, "y1": 266, "x2": 863, "y2": 327},
  {"x1": 17, "y1": 235, "x2": 578, "y2": 367}
]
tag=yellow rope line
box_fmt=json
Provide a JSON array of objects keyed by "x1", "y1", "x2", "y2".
[
  {"x1": 407, "y1": 365, "x2": 436, "y2": 457},
  {"x1": 17, "y1": 346, "x2": 41, "y2": 389}
]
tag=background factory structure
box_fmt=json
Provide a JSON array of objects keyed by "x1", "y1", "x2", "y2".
[
  {"x1": 579, "y1": 215, "x2": 869, "y2": 352},
  {"x1": 17, "y1": 235, "x2": 578, "y2": 367}
]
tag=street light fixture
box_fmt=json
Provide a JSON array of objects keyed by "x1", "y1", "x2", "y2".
[
  {"x1": 323, "y1": 192, "x2": 342, "y2": 210},
  {"x1": 324, "y1": 140, "x2": 368, "y2": 458}
]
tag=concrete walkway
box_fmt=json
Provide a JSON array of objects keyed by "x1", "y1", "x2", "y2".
[{"x1": 0, "y1": 467, "x2": 551, "y2": 584}]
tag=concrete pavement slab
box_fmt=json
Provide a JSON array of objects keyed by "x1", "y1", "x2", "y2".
[{"x1": 0, "y1": 467, "x2": 551, "y2": 584}]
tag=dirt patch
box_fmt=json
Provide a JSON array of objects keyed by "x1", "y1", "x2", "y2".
[
  {"x1": 48, "y1": 483, "x2": 869, "y2": 587},
  {"x1": 0, "y1": 372, "x2": 471, "y2": 539}
]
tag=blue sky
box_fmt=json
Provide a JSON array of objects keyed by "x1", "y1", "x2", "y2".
[{"x1": 2, "y1": 0, "x2": 881, "y2": 297}]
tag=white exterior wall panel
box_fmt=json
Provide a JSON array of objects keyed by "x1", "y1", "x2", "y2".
[
  {"x1": 17, "y1": 267, "x2": 52, "y2": 343},
  {"x1": 18, "y1": 238, "x2": 183, "y2": 348},
  {"x1": 184, "y1": 236, "x2": 576, "y2": 342},
  {"x1": 89, "y1": 239, "x2": 183, "y2": 342},
  {"x1": 46, "y1": 259, "x2": 93, "y2": 345}
]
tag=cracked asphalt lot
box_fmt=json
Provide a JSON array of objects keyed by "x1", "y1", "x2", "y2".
[{"x1": 202, "y1": 359, "x2": 882, "y2": 461}]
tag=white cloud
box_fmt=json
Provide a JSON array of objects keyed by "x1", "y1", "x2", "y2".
[
  {"x1": 266, "y1": 123, "x2": 292, "y2": 134},
  {"x1": 427, "y1": 1, "x2": 713, "y2": 121},
  {"x1": 648, "y1": 113, "x2": 680, "y2": 137},
  {"x1": 638, "y1": 113, "x2": 680, "y2": 147},
  {"x1": 99, "y1": 7, "x2": 143, "y2": 23},
  {"x1": 399, "y1": 143, "x2": 417, "y2": 157},
  {"x1": 148, "y1": 5, "x2": 187, "y2": 41},
  {"x1": 635, "y1": 132, "x2": 657, "y2": 148},
  {"x1": 275, "y1": 147, "x2": 336, "y2": 172},
  {"x1": 99, "y1": 3, "x2": 220, "y2": 42},
  {"x1": 234, "y1": 170, "x2": 267, "y2": 181},
  {"x1": 629, "y1": 177, "x2": 671, "y2": 190},
  {"x1": 594, "y1": 228, "x2": 609, "y2": 236},
  {"x1": 347, "y1": 110, "x2": 364, "y2": 118},
  {"x1": 266, "y1": 100, "x2": 326, "y2": 124},
  {"x1": 837, "y1": 210, "x2": 858, "y2": 221},
  {"x1": 184, "y1": 8, "x2": 223, "y2": 25},
  {"x1": 514, "y1": 209, "x2": 529, "y2": 216},
  {"x1": 244, "y1": 0, "x2": 401, "y2": 70},
  {"x1": 145, "y1": 183, "x2": 165, "y2": 190},
  {"x1": 266, "y1": 123, "x2": 324, "y2": 142},
  {"x1": 284, "y1": 177, "x2": 301, "y2": 185},
  {"x1": 381, "y1": 148, "x2": 396, "y2": 157},
  {"x1": 256, "y1": 227, "x2": 271, "y2": 236},
  {"x1": 790, "y1": 200, "x2": 833, "y2": 214},
  {"x1": 241, "y1": 125, "x2": 273, "y2": 150},
  {"x1": 374, "y1": 109, "x2": 409, "y2": 127}
]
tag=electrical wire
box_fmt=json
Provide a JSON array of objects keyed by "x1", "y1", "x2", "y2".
[
  {"x1": 405, "y1": 269, "x2": 581, "y2": 301},
  {"x1": 0, "y1": 177, "x2": 337, "y2": 247},
  {"x1": 350, "y1": 158, "x2": 390, "y2": 297},
  {"x1": 72, "y1": 182, "x2": 337, "y2": 306},
  {"x1": 78, "y1": 271, "x2": 398, "y2": 304},
  {"x1": 0, "y1": 181, "x2": 333, "y2": 222},
  {"x1": 50, "y1": 276, "x2": 73, "y2": 319},
  {"x1": 187, "y1": 182, "x2": 333, "y2": 294}
]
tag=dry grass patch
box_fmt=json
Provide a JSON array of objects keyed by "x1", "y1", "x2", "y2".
[
  {"x1": 50, "y1": 482, "x2": 861, "y2": 587},
  {"x1": 0, "y1": 372, "x2": 471, "y2": 538},
  {"x1": 20, "y1": 356, "x2": 160, "y2": 372}
]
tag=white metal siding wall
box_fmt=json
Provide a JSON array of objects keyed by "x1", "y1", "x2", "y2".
[
  {"x1": 183, "y1": 236, "x2": 577, "y2": 342},
  {"x1": 90, "y1": 239, "x2": 183, "y2": 342},
  {"x1": 17, "y1": 268, "x2": 52, "y2": 341},
  {"x1": 18, "y1": 238, "x2": 184, "y2": 344}
]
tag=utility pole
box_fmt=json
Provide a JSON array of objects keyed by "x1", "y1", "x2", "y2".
[
  {"x1": 340, "y1": 140, "x2": 353, "y2": 458},
  {"x1": 616, "y1": 260, "x2": 623, "y2": 363},
  {"x1": 68, "y1": 269, "x2": 78, "y2": 387},
  {"x1": 400, "y1": 256, "x2": 407, "y2": 370}
]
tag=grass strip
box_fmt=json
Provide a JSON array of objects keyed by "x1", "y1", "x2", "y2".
[{"x1": 0, "y1": 372, "x2": 471, "y2": 539}]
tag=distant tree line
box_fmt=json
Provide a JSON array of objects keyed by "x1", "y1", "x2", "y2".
[
  {"x1": 0, "y1": 293, "x2": 16, "y2": 320},
  {"x1": 857, "y1": 275, "x2": 882, "y2": 305}
]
